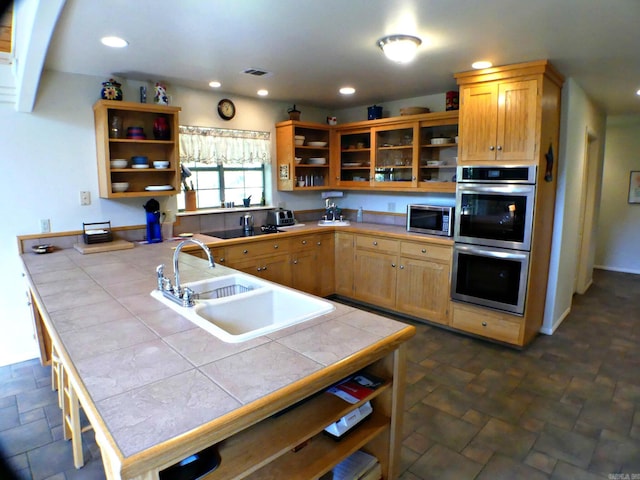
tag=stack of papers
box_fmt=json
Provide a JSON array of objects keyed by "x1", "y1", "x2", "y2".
[{"x1": 332, "y1": 451, "x2": 380, "y2": 480}]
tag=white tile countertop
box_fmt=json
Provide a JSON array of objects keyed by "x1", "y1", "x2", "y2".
[{"x1": 20, "y1": 238, "x2": 415, "y2": 476}]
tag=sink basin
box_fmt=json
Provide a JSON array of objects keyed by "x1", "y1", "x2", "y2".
[
  {"x1": 318, "y1": 220, "x2": 351, "y2": 226},
  {"x1": 151, "y1": 273, "x2": 334, "y2": 343}
]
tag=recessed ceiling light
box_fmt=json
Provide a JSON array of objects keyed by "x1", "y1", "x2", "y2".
[
  {"x1": 257, "y1": 89, "x2": 269, "y2": 96},
  {"x1": 339, "y1": 87, "x2": 356, "y2": 95},
  {"x1": 472, "y1": 61, "x2": 493, "y2": 69},
  {"x1": 101, "y1": 36, "x2": 128, "y2": 48},
  {"x1": 209, "y1": 81, "x2": 221, "y2": 88}
]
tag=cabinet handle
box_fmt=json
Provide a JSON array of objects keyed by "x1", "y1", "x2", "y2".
[
  {"x1": 399, "y1": 265, "x2": 404, "y2": 269},
  {"x1": 302, "y1": 240, "x2": 307, "y2": 245},
  {"x1": 412, "y1": 176, "x2": 416, "y2": 181},
  {"x1": 243, "y1": 249, "x2": 248, "y2": 254},
  {"x1": 257, "y1": 267, "x2": 262, "y2": 271},
  {"x1": 293, "y1": 259, "x2": 298, "y2": 264},
  {"x1": 489, "y1": 146, "x2": 495, "y2": 151},
  {"x1": 497, "y1": 145, "x2": 502, "y2": 151},
  {"x1": 263, "y1": 266, "x2": 268, "y2": 271},
  {"x1": 317, "y1": 241, "x2": 321, "y2": 246},
  {"x1": 391, "y1": 263, "x2": 396, "y2": 267},
  {"x1": 373, "y1": 241, "x2": 378, "y2": 246},
  {"x1": 482, "y1": 321, "x2": 488, "y2": 327},
  {"x1": 421, "y1": 248, "x2": 426, "y2": 253},
  {"x1": 274, "y1": 244, "x2": 279, "y2": 249},
  {"x1": 219, "y1": 257, "x2": 225, "y2": 263}
]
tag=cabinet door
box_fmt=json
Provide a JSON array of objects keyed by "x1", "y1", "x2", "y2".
[
  {"x1": 459, "y1": 83, "x2": 499, "y2": 163},
  {"x1": 291, "y1": 249, "x2": 318, "y2": 294},
  {"x1": 372, "y1": 123, "x2": 418, "y2": 187},
  {"x1": 316, "y1": 234, "x2": 335, "y2": 297},
  {"x1": 335, "y1": 233, "x2": 354, "y2": 296},
  {"x1": 496, "y1": 79, "x2": 538, "y2": 162},
  {"x1": 354, "y1": 250, "x2": 397, "y2": 308},
  {"x1": 335, "y1": 128, "x2": 372, "y2": 187},
  {"x1": 396, "y1": 256, "x2": 451, "y2": 325},
  {"x1": 233, "y1": 254, "x2": 291, "y2": 286}
]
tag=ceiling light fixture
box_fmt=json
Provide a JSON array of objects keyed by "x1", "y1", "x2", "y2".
[
  {"x1": 636, "y1": 89, "x2": 640, "y2": 96},
  {"x1": 472, "y1": 60, "x2": 493, "y2": 69},
  {"x1": 377, "y1": 35, "x2": 421, "y2": 63},
  {"x1": 339, "y1": 87, "x2": 356, "y2": 95},
  {"x1": 100, "y1": 36, "x2": 128, "y2": 48},
  {"x1": 257, "y1": 89, "x2": 269, "y2": 96},
  {"x1": 209, "y1": 81, "x2": 221, "y2": 88}
]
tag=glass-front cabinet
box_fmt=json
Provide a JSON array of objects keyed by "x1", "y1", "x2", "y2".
[
  {"x1": 334, "y1": 128, "x2": 371, "y2": 187},
  {"x1": 372, "y1": 123, "x2": 418, "y2": 188},
  {"x1": 418, "y1": 118, "x2": 459, "y2": 192}
]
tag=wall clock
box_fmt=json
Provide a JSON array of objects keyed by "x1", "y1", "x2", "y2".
[{"x1": 217, "y1": 98, "x2": 236, "y2": 120}]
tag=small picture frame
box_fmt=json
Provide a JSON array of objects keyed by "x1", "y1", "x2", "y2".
[{"x1": 629, "y1": 171, "x2": 640, "y2": 204}]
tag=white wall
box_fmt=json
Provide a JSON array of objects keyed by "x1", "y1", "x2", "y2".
[
  {"x1": 542, "y1": 79, "x2": 606, "y2": 334},
  {"x1": 596, "y1": 115, "x2": 640, "y2": 274}
]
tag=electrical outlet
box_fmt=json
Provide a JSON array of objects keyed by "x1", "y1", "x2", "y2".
[
  {"x1": 40, "y1": 219, "x2": 51, "y2": 233},
  {"x1": 80, "y1": 191, "x2": 91, "y2": 206}
]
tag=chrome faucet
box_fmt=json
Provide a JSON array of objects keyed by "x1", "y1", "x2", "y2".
[{"x1": 156, "y1": 238, "x2": 215, "y2": 307}]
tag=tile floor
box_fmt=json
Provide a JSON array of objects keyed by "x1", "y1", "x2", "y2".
[{"x1": 1, "y1": 269, "x2": 638, "y2": 479}]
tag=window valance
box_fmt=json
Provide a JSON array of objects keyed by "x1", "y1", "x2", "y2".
[{"x1": 179, "y1": 125, "x2": 271, "y2": 166}]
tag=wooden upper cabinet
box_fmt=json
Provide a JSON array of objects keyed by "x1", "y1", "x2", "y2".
[{"x1": 455, "y1": 60, "x2": 562, "y2": 166}]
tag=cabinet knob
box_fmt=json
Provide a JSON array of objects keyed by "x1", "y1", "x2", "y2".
[
  {"x1": 489, "y1": 146, "x2": 495, "y2": 151},
  {"x1": 263, "y1": 266, "x2": 268, "y2": 271},
  {"x1": 373, "y1": 241, "x2": 378, "y2": 246},
  {"x1": 257, "y1": 267, "x2": 262, "y2": 271},
  {"x1": 412, "y1": 176, "x2": 416, "y2": 181},
  {"x1": 421, "y1": 248, "x2": 426, "y2": 253},
  {"x1": 317, "y1": 241, "x2": 321, "y2": 246},
  {"x1": 391, "y1": 263, "x2": 396, "y2": 268},
  {"x1": 497, "y1": 145, "x2": 503, "y2": 151},
  {"x1": 302, "y1": 240, "x2": 307, "y2": 245},
  {"x1": 219, "y1": 257, "x2": 225, "y2": 263},
  {"x1": 482, "y1": 321, "x2": 488, "y2": 327},
  {"x1": 274, "y1": 244, "x2": 279, "y2": 249},
  {"x1": 399, "y1": 265, "x2": 404, "y2": 269},
  {"x1": 243, "y1": 249, "x2": 248, "y2": 254}
]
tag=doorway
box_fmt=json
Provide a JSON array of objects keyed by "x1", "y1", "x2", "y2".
[{"x1": 575, "y1": 129, "x2": 602, "y2": 294}]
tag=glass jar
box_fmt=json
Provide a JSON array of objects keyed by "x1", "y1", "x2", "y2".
[{"x1": 109, "y1": 115, "x2": 123, "y2": 138}]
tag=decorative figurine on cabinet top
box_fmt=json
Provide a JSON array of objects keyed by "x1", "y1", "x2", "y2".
[
  {"x1": 101, "y1": 79, "x2": 123, "y2": 101},
  {"x1": 154, "y1": 83, "x2": 169, "y2": 105}
]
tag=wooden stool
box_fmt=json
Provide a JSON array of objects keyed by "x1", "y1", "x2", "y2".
[{"x1": 61, "y1": 365, "x2": 92, "y2": 469}]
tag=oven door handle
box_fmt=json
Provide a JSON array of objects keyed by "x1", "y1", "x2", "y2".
[{"x1": 454, "y1": 243, "x2": 529, "y2": 261}]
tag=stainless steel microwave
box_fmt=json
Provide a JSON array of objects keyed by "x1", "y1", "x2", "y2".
[{"x1": 407, "y1": 205, "x2": 454, "y2": 237}]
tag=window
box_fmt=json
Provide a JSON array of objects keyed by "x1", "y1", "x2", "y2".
[{"x1": 178, "y1": 126, "x2": 270, "y2": 209}]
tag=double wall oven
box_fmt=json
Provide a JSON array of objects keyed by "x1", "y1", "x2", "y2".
[{"x1": 451, "y1": 165, "x2": 537, "y2": 315}]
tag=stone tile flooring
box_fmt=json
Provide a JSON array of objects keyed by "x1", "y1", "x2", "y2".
[{"x1": 0, "y1": 269, "x2": 638, "y2": 479}]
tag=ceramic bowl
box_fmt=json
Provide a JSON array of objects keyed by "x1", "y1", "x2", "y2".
[
  {"x1": 110, "y1": 159, "x2": 128, "y2": 168},
  {"x1": 307, "y1": 141, "x2": 327, "y2": 147},
  {"x1": 112, "y1": 182, "x2": 129, "y2": 193},
  {"x1": 153, "y1": 160, "x2": 170, "y2": 169},
  {"x1": 131, "y1": 155, "x2": 148, "y2": 165}
]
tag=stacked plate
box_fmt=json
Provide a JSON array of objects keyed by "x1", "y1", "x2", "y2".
[
  {"x1": 308, "y1": 157, "x2": 326, "y2": 165},
  {"x1": 131, "y1": 155, "x2": 149, "y2": 169}
]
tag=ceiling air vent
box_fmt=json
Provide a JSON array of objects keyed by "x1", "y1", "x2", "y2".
[{"x1": 242, "y1": 68, "x2": 271, "y2": 77}]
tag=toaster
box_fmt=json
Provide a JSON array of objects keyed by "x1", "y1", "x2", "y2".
[{"x1": 266, "y1": 209, "x2": 295, "y2": 226}]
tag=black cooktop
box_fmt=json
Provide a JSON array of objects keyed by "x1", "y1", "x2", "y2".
[{"x1": 202, "y1": 225, "x2": 281, "y2": 239}]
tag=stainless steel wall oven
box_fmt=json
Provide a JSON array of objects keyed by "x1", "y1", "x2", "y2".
[{"x1": 451, "y1": 165, "x2": 537, "y2": 315}]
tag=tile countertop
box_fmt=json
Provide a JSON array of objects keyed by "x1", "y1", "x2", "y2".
[{"x1": 20, "y1": 235, "x2": 415, "y2": 467}]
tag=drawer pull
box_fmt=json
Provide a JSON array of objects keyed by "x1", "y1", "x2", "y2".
[
  {"x1": 274, "y1": 244, "x2": 279, "y2": 249},
  {"x1": 373, "y1": 241, "x2": 378, "y2": 246},
  {"x1": 257, "y1": 267, "x2": 262, "y2": 271},
  {"x1": 243, "y1": 249, "x2": 248, "y2": 254},
  {"x1": 317, "y1": 241, "x2": 321, "y2": 246},
  {"x1": 219, "y1": 257, "x2": 225, "y2": 263},
  {"x1": 293, "y1": 260, "x2": 298, "y2": 264},
  {"x1": 262, "y1": 266, "x2": 268, "y2": 271},
  {"x1": 302, "y1": 240, "x2": 307, "y2": 245},
  {"x1": 482, "y1": 321, "x2": 487, "y2": 327},
  {"x1": 421, "y1": 248, "x2": 426, "y2": 253}
]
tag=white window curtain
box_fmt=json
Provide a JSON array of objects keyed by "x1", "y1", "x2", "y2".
[{"x1": 179, "y1": 125, "x2": 271, "y2": 166}]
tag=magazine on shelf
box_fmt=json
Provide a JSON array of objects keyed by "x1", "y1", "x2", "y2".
[{"x1": 327, "y1": 372, "x2": 384, "y2": 404}]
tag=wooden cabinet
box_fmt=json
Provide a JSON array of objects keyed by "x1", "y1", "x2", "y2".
[
  {"x1": 334, "y1": 232, "x2": 355, "y2": 297},
  {"x1": 353, "y1": 234, "x2": 452, "y2": 325},
  {"x1": 455, "y1": 60, "x2": 563, "y2": 165},
  {"x1": 224, "y1": 238, "x2": 292, "y2": 286},
  {"x1": 276, "y1": 121, "x2": 330, "y2": 191},
  {"x1": 451, "y1": 302, "x2": 521, "y2": 344},
  {"x1": 277, "y1": 112, "x2": 458, "y2": 193},
  {"x1": 290, "y1": 232, "x2": 334, "y2": 296},
  {"x1": 93, "y1": 100, "x2": 181, "y2": 198}
]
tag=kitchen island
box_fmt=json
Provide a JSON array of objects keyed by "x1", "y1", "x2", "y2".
[{"x1": 20, "y1": 238, "x2": 415, "y2": 479}]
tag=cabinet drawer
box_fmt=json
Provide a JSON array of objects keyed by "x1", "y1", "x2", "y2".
[
  {"x1": 400, "y1": 241, "x2": 451, "y2": 262},
  {"x1": 225, "y1": 239, "x2": 291, "y2": 261},
  {"x1": 290, "y1": 234, "x2": 318, "y2": 251},
  {"x1": 451, "y1": 302, "x2": 521, "y2": 344},
  {"x1": 355, "y1": 235, "x2": 398, "y2": 253}
]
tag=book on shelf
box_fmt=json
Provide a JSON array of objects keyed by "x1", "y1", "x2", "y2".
[
  {"x1": 326, "y1": 372, "x2": 383, "y2": 404},
  {"x1": 332, "y1": 450, "x2": 380, "y2": 480}
]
